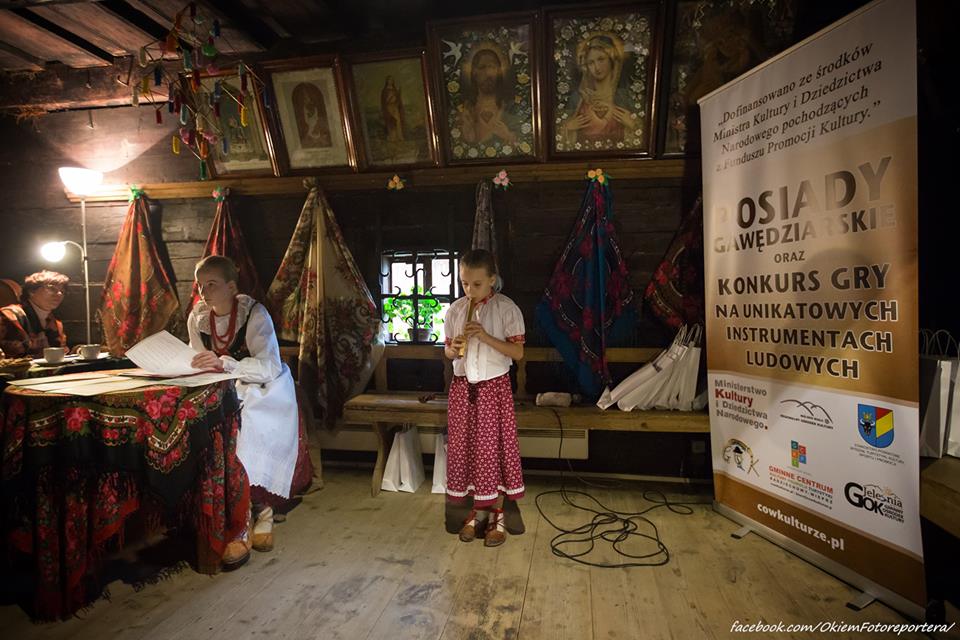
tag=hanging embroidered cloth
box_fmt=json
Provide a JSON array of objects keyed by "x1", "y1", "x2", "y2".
[
  {"x1": 536, "y1": 176, "x2": 635, "y2": 398},
  {"x1": 100, "y1": 188, "x2": 181, "y2": 355},
  {"x1": 266, "y1": 179, "x2": 384, "y2": 426},
  {"x1": 644, "y1": 196, "x2": 704, "y2": 329},
  {"x1": 472, "y1": 180, "x2": 497, "y2": 254},
  {"x1": 472, "y1": 179, "x2": 503, "y2": 291},
  {"x1": 187, "y1": 187, "x2": 265, "y2": 313}
]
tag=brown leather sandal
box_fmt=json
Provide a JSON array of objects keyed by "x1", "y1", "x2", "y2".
[
  {"x1": 484, "y1": 508, "x2": 506, "y2": 547},
  {"x1": 459, "y1": 510, "x2": 488, "y2": 542}
]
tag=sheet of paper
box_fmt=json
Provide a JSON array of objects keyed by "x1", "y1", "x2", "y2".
[
  {"x1": 8, "y1": 372, "x2": 113, "y2": 387},
  {"x1": 54, "y1": 378, "x2": 159, "y2": 396},
  {"x1": 15, "y1": 374, "x2": 146, "y2": 393},
  {"x1": 125, "y1": 330, "x2": 206, "y2": 377},
  {"x1": 157, "y1": 371, "x2": 241, "y2": 387}
]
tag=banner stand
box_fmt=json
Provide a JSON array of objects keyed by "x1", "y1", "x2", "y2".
[{"x1": 714, "y1": 502, "x2": 926, "y2": 621}]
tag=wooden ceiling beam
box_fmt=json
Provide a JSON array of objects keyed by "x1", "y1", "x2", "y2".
[
  {"x1": 10, "y1": 7, "x2": 115, "y2": 64},
  {"x1": 98, "y1": 0, "x2": 181, "y2": 49},
  {"x1": 203, "y1": 0, "x2": 279, "y2": 49},
  {"x1": 0, "y1": 38, "x2": 43, "y2": 70},
  {"x1": 0, "y1": 58, "x2": 179, "y2": 111},
  {"x1": 0, "y1": 1, "x2": 98, "y2": 7}
]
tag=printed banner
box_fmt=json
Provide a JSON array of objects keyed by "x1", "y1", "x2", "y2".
[{"x1": 699, "y1": 0, "x2": 923, "y2": 606}]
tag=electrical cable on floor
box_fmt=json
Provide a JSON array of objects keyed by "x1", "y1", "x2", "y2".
[{"x1": 533, "y1": 408, "x2": 712, "y2": 568}]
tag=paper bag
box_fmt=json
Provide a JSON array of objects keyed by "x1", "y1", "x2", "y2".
[
  {"x1": 432, "y1": 433, "x2": 448, "y2": 494},
  {"x1": 397, "y1": 425, "x2": 425, "y2": 493},
  {"x1": 381, "y1": 428, "x2": 403, "y2": 492}
]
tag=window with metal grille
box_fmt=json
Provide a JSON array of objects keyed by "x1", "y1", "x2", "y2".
[{"x1": 380, "y1": 250, "x2": 459, "y2": 343}]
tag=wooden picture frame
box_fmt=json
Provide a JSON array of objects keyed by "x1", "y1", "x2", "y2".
[
  {"x1": 427, "y1": 11, "x2": 543, "y2": 166},
  {"x1": 189, "y1": 68, "x2": 279, "y2": 178},
  {"x1": 342, "y1": 49, "x2": 440, "y2": 171},
  {"x1": 260, "y1": 55, "x2": 356, "y2": 174},
  {"x1": 656, "y1": 0, "x2": 797, "y2": 157},
  {"x1": 544, "y1": 1, "x2": 663, "y2": 160}
]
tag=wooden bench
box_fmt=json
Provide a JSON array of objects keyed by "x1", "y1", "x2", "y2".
[{"x1": 338, "y1": 344, "x2": 709, "y2": 496}]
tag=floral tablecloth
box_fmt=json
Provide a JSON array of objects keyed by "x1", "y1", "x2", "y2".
[{"x1": 0, "y1": 381, "x2": 250, "y2": 619}]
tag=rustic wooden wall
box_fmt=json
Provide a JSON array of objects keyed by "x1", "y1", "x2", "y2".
[
  {"x1": 0, "y1": 103, "x2": 710, "y2": 478},
  {"x1": 0, "y1": 105, "x2": 697, "y2": 351}
]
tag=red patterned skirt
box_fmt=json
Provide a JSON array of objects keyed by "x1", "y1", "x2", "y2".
[{"x1": 446, "y1": 373, "x2": 525, "y2": 508}]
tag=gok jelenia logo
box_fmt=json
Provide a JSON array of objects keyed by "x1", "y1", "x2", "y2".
[{"x1": 857, "y1": 404, "x2": 894, "y2": 449}]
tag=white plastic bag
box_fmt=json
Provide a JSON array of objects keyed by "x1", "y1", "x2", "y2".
[
  {"x1": 673, "y1": 325, "x2": 703, "y2": 411},
  {"x1": 919, "y1": 330, "x2": 959, "y2": 458},
  {"x1": 599, "y1": 326, "x2": 688, "y2": 411},
  {"x1": 432, "y1": 433, "x2": 448, "y2": 494}
]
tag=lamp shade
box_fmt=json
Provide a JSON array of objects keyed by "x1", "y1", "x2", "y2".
[
  {"x1": 40, "y1": 241, "x2": 67, "y2": 262},
  {"x1": 58, "y1": 167, "x2": 103, "y2": 196}
]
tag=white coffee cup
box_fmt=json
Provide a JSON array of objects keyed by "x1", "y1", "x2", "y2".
[
  {"x1": 43, "y1": 347, "x2": 66, "y2": 364},
  {"x1": 79, "y1": 344, "x2": 101, "y2": 360}
]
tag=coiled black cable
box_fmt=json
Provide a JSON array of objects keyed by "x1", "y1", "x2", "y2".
[{"x1": 533, "y1": 408, "x2": 711, "y2": 568}]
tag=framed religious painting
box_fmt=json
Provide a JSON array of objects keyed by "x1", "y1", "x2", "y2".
[
  {"x1": 343, "y1": 49, "x2": 440, "y2": 170},
  {"x1": 427, "y1": 12, "x2": 542, "y2": 165},
  {"x1": 546, "y1": 2, "x2": 663, "y2": 159},
  {"x1": 190, "y1": 69, "x2": 278, "y2": 178},
  {"x1": 657, "y1": 0, "x2": 797, "y2": 156},
  {"x1": 260, "y1": 56, "x2": 356, "y2": 173}
]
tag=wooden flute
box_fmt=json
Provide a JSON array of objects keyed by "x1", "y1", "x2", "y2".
[{"x1": 458, "y1": 298, "x2": 477, "y2": 358}]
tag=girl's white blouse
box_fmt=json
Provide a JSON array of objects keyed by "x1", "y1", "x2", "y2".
[{"x1": 443, "y1": 293, "x2": 525, "y2": 383}]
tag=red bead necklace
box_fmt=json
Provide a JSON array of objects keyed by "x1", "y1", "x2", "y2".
[{"x1": 209, "y1": 298, "x2": 239, "y2": 356}]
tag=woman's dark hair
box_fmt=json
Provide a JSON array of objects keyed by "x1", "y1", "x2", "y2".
[
  {"x1": 460, "y1": 249, "x2": 497, "y2": 276},
  {"x1": 195, "y1": 255, "x2": 239, "y2": 284},
  {"x1": 21, "y1": 270, "x2": 69, "y2": 304}
]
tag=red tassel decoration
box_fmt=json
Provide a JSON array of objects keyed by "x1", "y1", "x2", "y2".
[
  {"x1": 155, "y1": 109, "x2": 162, "y2": 124},
  {"x1": 188, "y1": 129, "x2": 196, "y2": 146},
  {"x1": 191, "y1": 72, "x2": 201, "y2": 91},
  {"x1": 213, "y1": 101, "x2": 221, "y2": 118}
]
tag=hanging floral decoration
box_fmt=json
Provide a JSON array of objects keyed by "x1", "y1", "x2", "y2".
[
  {"x1": 129, "y1": 2, "x2": 268, "y2": 181},
  {"x1": 586, "y1": 168, "x2": 610, "y2": 186},
  {"x1": 492, "y1": 170, "x2": 511, "y2": 190},
  {"x1": 387, "y1": 175, "x2": 406, "y2": 191},
  {"x1": 128, "y1": 185, "x2": 146, "y2": 201}
]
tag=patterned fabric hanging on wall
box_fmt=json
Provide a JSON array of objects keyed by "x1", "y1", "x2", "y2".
[
  {"x1": 187, "y1": 187, "x2": 265, "y2": 314},
  {"x1": 472, "y1": 179, "x2": 503, "y2": 291},
  {"x1": 99, "y1": 189, "x2": 181, "y2": 355},
  {"x1": 644, "y1": 196, "x2": 705, "y2": 329},
  {"x1": 266, "y1": 179, "x2": 384, "y2": 426},
  {"x1": 536, "y1": 177, "x2": 635, "y2": 399}
]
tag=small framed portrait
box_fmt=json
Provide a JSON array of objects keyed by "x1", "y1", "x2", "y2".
[
  {"x1": 547, "y1": 2, "x2": 662, "y2": 158},
  {"x1": 194, "y1": 70, "x2": 278, "y2": 177},
  {"x1": 428, "y1": 12, "x2": 542, "y2": 165},
  {"x1": 261, "y1": 56, "x2": 355, "y2": 173},
  {"x1": 343, "y1": 50, "x2": 440, "y2": 170},
  {"x1": 658, "y1": 0, "x2": 796, "y2": 156}
]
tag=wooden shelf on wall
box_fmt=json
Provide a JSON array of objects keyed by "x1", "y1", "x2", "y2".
[{"x1": 66, "y1": 158, "x2": 696, "y2": 203}]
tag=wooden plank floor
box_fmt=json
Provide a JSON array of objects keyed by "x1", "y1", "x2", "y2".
[{"x1": 0, "y1": 467, "x2": 953, "y2": 640}]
